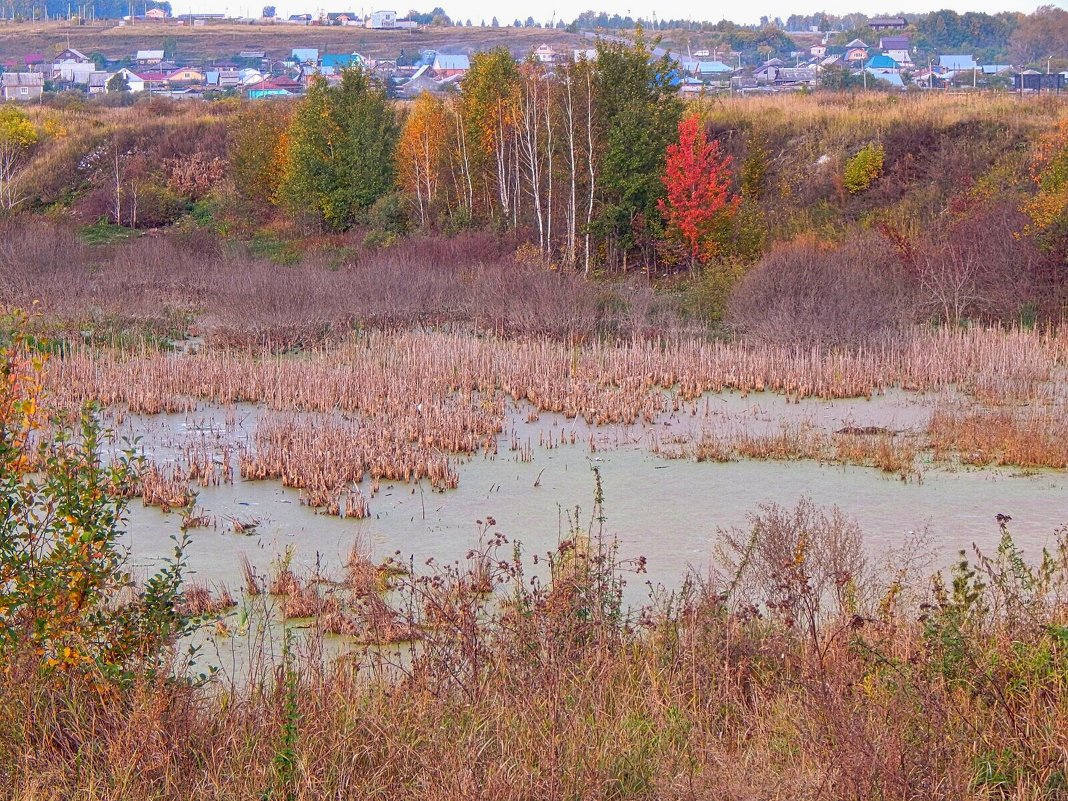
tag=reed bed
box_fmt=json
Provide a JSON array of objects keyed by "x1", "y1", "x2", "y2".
[
  {"x1": 137, "y1": 463, "x2": 195, "y2": 512},
  {"x1": 928, "y1": 404, "x2": 1068, "y2": 469},
  {"x1": 177, "y1": 581, "x2": 236, "y2": 618},
  {"x1": 652, "y1": 423, "x2": 921, "y2": 480},
  {"x1": 49, "y1": 325, "x2": 1061, "y2": 512},
  {"x1": 45, "y1": 329, "x2": 1068, "y2": 425}
]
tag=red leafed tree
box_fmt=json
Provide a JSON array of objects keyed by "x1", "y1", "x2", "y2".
[{"x1": 658, "y1": 114, "x2": 740, "y2": 273}]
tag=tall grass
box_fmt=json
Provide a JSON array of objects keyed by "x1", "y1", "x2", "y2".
[{"x1": 5, "y1": 499, "x2": 1067, "y2": 800}]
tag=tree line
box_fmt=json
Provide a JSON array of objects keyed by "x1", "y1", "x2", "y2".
[{"x1": 231, "y1": 33, "x2": 751, "y2": 275}]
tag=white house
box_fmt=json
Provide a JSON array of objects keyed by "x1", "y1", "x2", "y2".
[
  {"x1": 366, "y1": 9, "x2": 396, "y2": 28},
  {"x1": 108, "y1": 67, "x2": 146, "y2": 92}
]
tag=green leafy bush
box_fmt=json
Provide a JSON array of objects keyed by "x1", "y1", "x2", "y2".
[
  {"x1": 843, "y1": 143, "x2": 885, "y2": 194},
  {"x1": 0, "y1": 316, "x2": 191, "y2": 683}
]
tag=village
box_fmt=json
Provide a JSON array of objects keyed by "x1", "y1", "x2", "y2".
[{"x1": 0, "y1": 10, "x2": 1065, "y2": 102}]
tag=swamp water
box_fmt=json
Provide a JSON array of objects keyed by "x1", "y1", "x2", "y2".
[{"x1": 114, "y1": 389, "x2": 1068, "y2": 594}]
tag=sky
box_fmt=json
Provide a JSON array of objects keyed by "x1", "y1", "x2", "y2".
[{"x1": 205, "y1": 0, "x2": 1057, "y2": 28}]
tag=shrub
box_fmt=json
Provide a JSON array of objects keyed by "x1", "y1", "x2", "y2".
[
  {"x1": 842, "y1": 142, "x2": 885, "y2": 194},
  {"x1": 0, "y1": 313, "x2": 191, "y2": 682},
  {"x1": 726, "y1": 233, "x2": 912, "y2": 346}
]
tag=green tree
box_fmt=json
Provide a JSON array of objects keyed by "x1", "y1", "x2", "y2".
[
  {"x1": 106, "y1": 71, "x2": 130, "y2": 92},
  {"x1": 592, "y1": 28, "x2": 682, "y2": 268},
  {"x1": 283, "y1": 69, "x2": 399, "y2": 230}
]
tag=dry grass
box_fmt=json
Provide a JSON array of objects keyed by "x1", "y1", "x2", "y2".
[
  {"x1": 929, "y1": 404, "x2": 1068, "y2": 468},
  {"x1": 177, "y1": 581, "x2": 236, "y2": 617},
  {"x1": 5, "y1": 501, "x2": 1067, "y2": 800}
]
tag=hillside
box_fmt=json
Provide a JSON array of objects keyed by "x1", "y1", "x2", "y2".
[{"x1": 0, "y1": 19, "x2": 585, "y2": 62}]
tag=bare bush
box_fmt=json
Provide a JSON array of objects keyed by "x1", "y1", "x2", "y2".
[
  {"x1": 0, "y1": 221, "x2": 695, "y2": 344},
  {"x1": 727, "y1": 233, "x2": 913, "y2": 346},
  {"x1": 717, "y1": 498, "x2": 872, "y2": 628}
]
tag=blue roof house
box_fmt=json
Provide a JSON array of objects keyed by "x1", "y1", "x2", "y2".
[
  {"x1": 865, "y1": 53, "x2": 900, "y2": 71},
  {"x1": 291, "y1": 48, "x2": 319, "y2": 64},
  {"x1": 939, "y1": 54, "x2": 977, "y2": 71}
]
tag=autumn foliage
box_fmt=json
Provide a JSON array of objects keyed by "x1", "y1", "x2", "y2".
[{"x1": 658, "y1": 114, "x2": 739, "y2": 270}]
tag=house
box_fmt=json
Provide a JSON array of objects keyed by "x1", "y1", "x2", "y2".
[
  {"x1": 54, "y1": 48, "x2": 95, "y2": 83},
  {"x1": 366, "y1": 9, "x2": 396, "y2": 28},
  {"x1": 135, "y1": 70, "x2": 169, "y2": 89},
  {"x1": 24, "y1": 53, "x2": 46, "y2": 71},
  {"x1": 843, "y1": 40, "x2": 869, "y2": 64},
  {"x1": 939, "y1": 54, "x2": 977, "y2": 72},
  {"x1": 239, "y1": 68, "x2": 265, "y2": 84},
  {"x1": 321, "y1": 52, "x2": 364, "y2": 72},
  {"x1": 866, "y1": 68, "x2": 905, "y2": 88},
  {"x1": 431, "y1": 54, "x2": 470, "y2": 78},
  {"x1": 238, "y1": 49, "x2": 266, "y2": 60},
  {"x1": 109, "y1": 67, "x2": 147, "y2": 92},
  {"x1": 869, "y1": 17, "x2": 907, "y2": 31},
  {"x1": 247, "y1": 76, "x2": 298, "y2": 98},
  {"x1": 326, "y1": 11, "x2": 359, "y2": 24},
  {"x1": 695, "y1": 60, "x2": 733, "y2": 78},
  {"x1": 217, "y1": 68, "x2": 242, "y2": 87},
  {"x1": 291, "y1": 48, "x2": 319, "y2": 64},
  {"x1": 533, "y1": 44, "x2": 557, "y2": 63},
  {"x1": 775, "y1": 67, "x2": 818, "y2": 86},
  {"x1": 135, "y1": 49, "x2": 165, "y2": 65},
  {"x1": 1, "y1": 72, "x2": 43, "y2": 100},
  {"x1": 87, "y1": 71, "x2": 109, "y2": 93},
  {"x1": 753, "y1": 58, "x2": 783, "y2": 84},
  {"x1": 54, "y1": 47, "x2": 90, "y2": 64},
  {"x1": 145, "y1": 7, "x2": 167, "y2": 19},
  {"x1": 809, "y1": 44, "x2": 827, "y2": 58},
  {"x1": 56, "y1": 61, "x2": 96, "y2": 84},
  {"x1": 168, "y1": 67, "x2": 205, "y2": 83},
  {"x1": 1014, "y1": 71, "x2": 1064, "y2": 92},
  {"x1": 287, "y1": 13, "x2": 312, "y2": 23},
  {"x1": 865, "y1": 54, "x2": 900, "y2": 72},
  {"x1": 880, "y1": 35, "x2": 911, "y2": 65}
]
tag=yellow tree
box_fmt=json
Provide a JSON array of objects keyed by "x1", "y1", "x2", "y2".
[
  {"x1": 228, "y1": 102, "x2": 292, "y2": 209},
  {"x1": 396, "y1": 92, "x2": 448, "y2": 228},
  {"x1": 0, "y1": 107, "x2": 38, "y2": 210},
  {"x1": 461, "y1": 48, "x2": 521, "y2": 223}
]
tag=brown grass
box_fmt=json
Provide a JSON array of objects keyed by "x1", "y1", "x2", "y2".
[
  {"x1": 5, "y1": 500, "x2": 1067, "y2": 800},
  {"x1": 177, "y1": 581, "x2": 236, "y2": 617},
  {"x1": 929, "y1": 404, "x2": 1068, "y2": 468}
]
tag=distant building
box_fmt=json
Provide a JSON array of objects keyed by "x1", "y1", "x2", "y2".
[
  {"x1": 1014, "y1": 71, "x2": 1064, "y2": 92},
  {"x1": 869, "y1": 17, "x2": 907, "y2": 31},
  {"x1": 533, "y1": 44, "x2": 556, "y2": 63},
  {"x1": 775, "y1": 67, "x2": 818, "y2": 86},
  {"x1": 865, "y1": 53, "x2": 900, "y2": 72},
  {"x1": 107, "y1": 68, "x2": 147, "y2": 92},
  {"x1": 939, "y1": 54, "x2": 977, "y2": 71},
  {"x1": 135, "y1": 49, "x2": 165, "y2": 65},
  {"x1": 431, "y1": 53, "x2": 470, "y2": 78},
  {"x1": 291, "y1": 48, "x2": 319, "y2": 64},
  {"x1": 573, "y1": 48, "x2": 597, "y2": 61},
  {"x1": 880, "y1": 35, "x2": 911, "y2": 65},
  {"x1": 145, "y1": 7, "x2": 167, "y2": 19},
  {"x1": 321, "y1": 52, "x2": 364, "y2": 72},
  {"x1": 366, "y1": 9, "x2": 397, "y2": 28},
  {"x1": 1, "y1": 72, "x2": 44, "y2": 100},
  {"x1": 168, "y1": 67, "x2": 205, "y2": 83}
]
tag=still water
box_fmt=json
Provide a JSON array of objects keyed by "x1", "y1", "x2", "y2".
[{"x1": 115, "y1": 390, "x2": 1068, "y2": 593}]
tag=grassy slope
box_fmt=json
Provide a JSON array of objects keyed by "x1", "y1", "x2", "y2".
[{"x1": 0, "y1": 19, "x2": 585, "y2": 62}]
